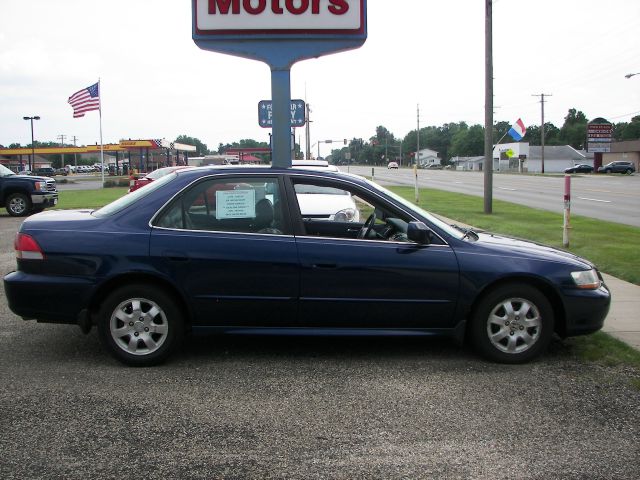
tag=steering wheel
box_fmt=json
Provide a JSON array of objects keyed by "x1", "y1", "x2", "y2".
[{"x1": 357, "y1": 212, "x2": 377, "y2": 239}]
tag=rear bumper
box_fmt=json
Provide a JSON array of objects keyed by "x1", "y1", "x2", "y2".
[{"x1": 4, "y1": 271, "x2": 95, "y2": 324}]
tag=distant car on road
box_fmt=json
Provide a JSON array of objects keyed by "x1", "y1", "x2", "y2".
[
  {"x1": 32, "y1": 167, "x2": 56, "y2": 177},
  {"x1": 564, "y1": 164, "x2": 594, "y2": 174},
  {"x1": 387, "y1": 162, "x2": 399, "y2": 169},
  {"x1": 597, "y1": 161, "x2": 635, "y2": 174}
]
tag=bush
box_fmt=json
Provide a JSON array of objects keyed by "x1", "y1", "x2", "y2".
[{"x1": 103, "y1": 178, "x2": 130, "y2": 188}]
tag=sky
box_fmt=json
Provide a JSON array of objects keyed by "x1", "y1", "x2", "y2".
[{"x1": 1, "y1": 0, "x2": 638, "y2": 157}]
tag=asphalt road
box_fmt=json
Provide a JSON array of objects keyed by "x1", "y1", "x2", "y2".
[
  {"x1": 346, "y1": 167, "x2": 640, "y2": 227},
  {"x1": 0, "y1": 214, "x2": 638, "y2": 479}
]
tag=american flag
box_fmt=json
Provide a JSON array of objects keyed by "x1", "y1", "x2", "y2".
[{"x1": 68, "y1": 82, "x2": 100, "y2": 118}]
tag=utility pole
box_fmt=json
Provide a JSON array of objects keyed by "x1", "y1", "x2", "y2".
[
  {"x1": 532, "y1": 93, "x2": 552, "y2": 174},
  {"x1": 484, "y1": 0, "x2": 493, "y2": 214},
  {"x1": 415, "y1": 104, "x2": 420, "y2": 203},
  {"x1": 57, "y1": 134, "x2": 66, "y2": 168},
  {"x1": 305, "y1": 103, "x2": 312, "y2": 160},
  {"x1": 71, "y1": 135, "x2": 78, "y2": 170}
]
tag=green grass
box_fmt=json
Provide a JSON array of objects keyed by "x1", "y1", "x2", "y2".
[
  {"x1": 389, "y1": 186, "x2": 640, "y2": 286},
  {"x1": 56, "y1": 187, "x2": 128, "y2": 210},
  {"x1": 564, "y1": 332, "x2": 640, "y2": 368}
]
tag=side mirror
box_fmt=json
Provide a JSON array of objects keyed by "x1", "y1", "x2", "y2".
[{"x1": 407, "y1": 221, "x2": 431, "y2": 245}]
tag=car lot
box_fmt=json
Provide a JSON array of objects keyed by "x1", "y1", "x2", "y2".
[{"x1": 0, "y1": 212, "x2": 639, "y2": 478}]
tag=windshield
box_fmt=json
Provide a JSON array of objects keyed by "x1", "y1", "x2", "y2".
[
  {"x1": 361, "y1": 177, "x2": 466, "y2": 240},
  {"x1": 92, "y1": 171, "x2": 178, "y2": 217},
  {"x1": 0, "y1": 164, "x2": 16, "y2": 177}
]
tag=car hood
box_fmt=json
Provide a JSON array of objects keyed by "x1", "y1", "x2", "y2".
[{"x1": 473, "y1": 231, "x2": 594, "y2": 269}]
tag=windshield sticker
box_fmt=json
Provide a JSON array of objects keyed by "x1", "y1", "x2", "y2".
[{"x1": 216, "y1": 189, "x2": 255, "y2": 219}]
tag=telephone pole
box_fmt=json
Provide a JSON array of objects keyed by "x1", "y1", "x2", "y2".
[
  {"x1": 71, "y1": 135, "x2": 79, "y2": 169},
  {"x1": 532, "y1": 93, "x2": 552, "y2": 174},
  {"x1": 57, "y1": 134, "x2": 66, "y2": 168},
  {"x1": 484, "y1": 0, "x2": 493, "y2": 213}
]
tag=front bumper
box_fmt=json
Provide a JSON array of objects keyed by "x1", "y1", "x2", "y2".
[
  {"x1": 562, "y1": 284, "x2": 611, "y2": 336},
  {"x1": 31, "y1": 192, "x2": 58, "y2": 207}
]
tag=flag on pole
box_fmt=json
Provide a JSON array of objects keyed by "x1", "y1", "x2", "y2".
[
  {"x1": 68, "y1": 82, "x2": 100, "y2": 118},
  {"x1": 508, "y1": 118, "x2": 527, "y2": 141}
]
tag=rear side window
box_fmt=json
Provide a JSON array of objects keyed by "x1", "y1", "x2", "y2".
[{"x1": 154, "y1": 176, "x2": 286, "y2": 235}]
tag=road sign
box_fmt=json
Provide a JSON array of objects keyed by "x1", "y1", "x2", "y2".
[{"x1": 259, "y1": 99, "x2": 306, "y2": 128}]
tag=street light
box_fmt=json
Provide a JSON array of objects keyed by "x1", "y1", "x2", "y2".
[
  {"x1": 23, "y1": 115, "x2": 40, "y2": 171},
  {"x1": 624, "y1": 73, "x2": 640, "y2": 79}
]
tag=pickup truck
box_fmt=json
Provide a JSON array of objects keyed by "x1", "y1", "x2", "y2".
[{"x1": 0, "y1": 164, "x2": 58, "y2": 216}]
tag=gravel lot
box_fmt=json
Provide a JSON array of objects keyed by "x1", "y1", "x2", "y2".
[{"x1": 0, "y1": 213, "x2": 638, "y2": 479}]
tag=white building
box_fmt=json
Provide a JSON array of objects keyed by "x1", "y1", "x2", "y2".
[{"x1": 414, "y1": 148, "x2": 441, "y2": 167}]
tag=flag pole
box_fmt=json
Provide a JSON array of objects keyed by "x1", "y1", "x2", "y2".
[
  {"x1": 98, "y1": 78, "x2": 105, "y2": 187},
  {"x1": 495, "y1": 128, "x2": 510, "y2": 146}
]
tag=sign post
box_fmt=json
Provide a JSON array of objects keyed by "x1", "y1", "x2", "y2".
[{"x1": 192, "y1": 0, "x2": 367, "y2": 168}]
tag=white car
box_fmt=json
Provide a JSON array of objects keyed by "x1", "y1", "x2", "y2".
[
  {"x1": 387, "y1": 162, "x2": 399, "y2": 169},
  {"x1": 289, "y1": 160, "x2": 359, "y2": 222}
]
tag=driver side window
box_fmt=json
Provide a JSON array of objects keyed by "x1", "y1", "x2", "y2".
[{"x1": 292, "y1": 179, "x2": 410, "y2": 242}]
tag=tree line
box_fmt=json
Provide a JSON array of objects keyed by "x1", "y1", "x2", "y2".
[{"x1": 6, "y1": 109, "x2": 638, "y2": 168}]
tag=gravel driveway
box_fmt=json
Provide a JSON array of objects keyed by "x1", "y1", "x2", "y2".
[{"x1": 0, "y1": 213, "x2": 638, "y2": 479}]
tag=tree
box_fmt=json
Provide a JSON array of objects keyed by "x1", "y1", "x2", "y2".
[
  {"x1": 449, "y1": 124, "x2": 485, "y2": 158},
  {"x1": 175, "y1": 135, "x2": 209, "y2": 156},
  {"x1": 559, "y1": 108, "x2": 588, "y2": 149},
  {"x1": 614, "y1": 116, "x2": 640, "y2": 141}
]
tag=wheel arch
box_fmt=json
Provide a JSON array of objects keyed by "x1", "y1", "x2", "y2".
[
  {"x1": 88, "y1": 273, "x2": 193, "y2": 331},
  {"x1": 465, "y1": 275, "x2": 567, "y2": 339}
]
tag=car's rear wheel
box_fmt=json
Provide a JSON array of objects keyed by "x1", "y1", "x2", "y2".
[
  {"x1": 97, "y1": 284, "x2": 184, "y2": 366},
  {"x1": 6, "y1": 193, "x2": 31, "y2": 217},
  {"x1": 625, "y1": 168, "x2": 633, "y2": 175},
  {"x1": 470, "y1": 284, "x2": 554, "y2": 364}
]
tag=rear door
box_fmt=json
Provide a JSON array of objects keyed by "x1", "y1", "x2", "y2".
[{"x1": 150, "y1": 174, "x2": 299, "y2": 327}]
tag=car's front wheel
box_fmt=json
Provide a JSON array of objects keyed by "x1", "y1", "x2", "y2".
[
  {"x1": 97, "y1": 284, "x2": 184, "y2": 366},
  {"x1": 6, "y1": 193, "x2": 31, "y2": 217},
  {"x1": 470, "y1": 284, "x2": 554, "y2": 364}
]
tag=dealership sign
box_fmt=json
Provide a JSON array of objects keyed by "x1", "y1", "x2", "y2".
[
  {"x1": 194, "y1": 0, "x2": 365, "y2": 35},
  {"x1": 192, "y1": 0, "x2": 367, "y2": 168},
  {"x1": 587, "y1": 118, "x2": 612, "y2": 153}
]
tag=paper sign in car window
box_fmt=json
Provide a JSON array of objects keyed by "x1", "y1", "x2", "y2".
[{"x1": 216, "y1": 189, "x2": 256, "y2": 220}]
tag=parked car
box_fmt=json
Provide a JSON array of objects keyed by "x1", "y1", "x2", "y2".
[
  {"x1": 564, "y1": 164, "x2": 594, "y2": 174},
  {"x1": 597, "y1": 161, "x2": 635, "y2": 174},
  {"x1": 387, "y1": 162, "x2": 399, "y2": 169},
  {"x1": 4, "y1": 166, "x2": 610, "y2": 366},
  {"x1": 32, "y1": 167, "x2": 56, "y2": 177},
  {"x1": 0, "y1": 164, "x2": 58, "y2": 216},
  {"x1": 129, "y1": 166, "x2": 191, "y2": 192}
]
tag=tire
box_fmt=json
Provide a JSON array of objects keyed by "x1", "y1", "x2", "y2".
[
  {"x1": 6, "y1": 193, "x2": 31, "y2": 217},
  {"x1": 97, "y1": 284, "x2": 184, "y2": 366},
  {"x1": 625, "y1": 169, "x2": 633, "y2": 175},
  {"x1": 469, "y1": 283, "x2": 554, "y2": 364},
  {"x1": 605, "y1": 169, "x2": 612, "y2": 174}
]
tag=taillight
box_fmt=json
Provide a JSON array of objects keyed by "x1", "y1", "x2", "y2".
[{"x1": 15, "y1": 233, "x2": 45, "y2": 260}]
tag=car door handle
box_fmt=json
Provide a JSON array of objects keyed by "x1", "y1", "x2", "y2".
[
  {"x1": 162, "y1": 251, "x2": 189, "y2": 262},
  {"x1": 312, "y1": 263, "x2": 338, "y2": 269}
]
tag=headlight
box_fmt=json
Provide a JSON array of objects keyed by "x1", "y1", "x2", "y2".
[
  {"x1": 334, "y1": 208, "x2": 359, "y2": 222},
  {"x1": 33, "y1": 181, "x2": 47, "y2": 192},
  {"x1": 571, "y1": 269, "x2": 601, "y2": 289}
]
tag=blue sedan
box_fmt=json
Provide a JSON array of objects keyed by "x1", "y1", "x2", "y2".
[{"x1": 4, "y1": 166, "x2": 610, "y2": 366}]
